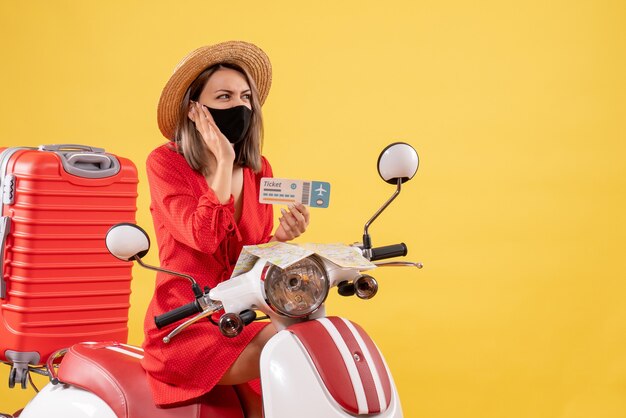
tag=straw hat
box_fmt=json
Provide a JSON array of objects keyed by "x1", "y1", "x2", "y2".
[{"x1": 157, "y1": 41, "x2": 272, "y2": 140}]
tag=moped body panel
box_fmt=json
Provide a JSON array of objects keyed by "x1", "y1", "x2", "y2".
[
  {"x1": 261, "y1": 317, "x2": 403, "y2": 417},
  {"x1": 19, "y1": 383, "x2": 117, "y2": 418}
]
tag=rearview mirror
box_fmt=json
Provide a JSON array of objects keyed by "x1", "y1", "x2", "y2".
[
  {"x1": 105, "y1": 223, "x2": 150, "y2": 261},
  {"x1": 377, "y1": 142, "x2": 419, "y2": 184}
]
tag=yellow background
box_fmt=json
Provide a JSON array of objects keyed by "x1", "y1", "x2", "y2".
[{"x1": 1, "y1": 0, "x2": 625, "y2": 416}]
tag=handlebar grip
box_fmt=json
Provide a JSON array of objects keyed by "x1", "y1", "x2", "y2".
[
  {"x1": 370, "y1": 243, "x2": 408, "y2": 261},
  {"x1": 154, "y1": 301, "x2": 202, "y2": 329}
]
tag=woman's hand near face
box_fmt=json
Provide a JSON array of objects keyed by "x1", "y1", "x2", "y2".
[
  {"x1": 188, "y1": 101, "x2": 235, "y2": 165},
  {"x1": 189, "y1": 101, "x2": 235, "y2": 203},
  {"x1": 273, "y1": 203, "x2": 310, "y2": 242}
]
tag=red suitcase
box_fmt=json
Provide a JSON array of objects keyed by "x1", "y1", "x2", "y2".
[{"x1": 0, "y1": 144, "x2": 138, "y2": 387}]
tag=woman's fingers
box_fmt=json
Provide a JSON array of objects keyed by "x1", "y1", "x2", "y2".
[
  {"x1": 279, "y1": 205, "x2": 308, "y2": 238},
  {"x1": 189, "y1": 102, "x2": 210, "y2": 137},
  {"x1": 278, "y1": 214, "x2": 293, "y2": 233},
  {"x1": 275, "y1": 203, "x2": 312, "y2": 242},
  {"x1": 188, "y1": 102, "x2": 235, "y2": 163},
  {"x1": 279, "y1": 208, "x2": 296, "y2": 230},
  {"x1": 293, "y1": 203, "x2": 310, "y2": 226},
  {"x1": 200, "y1": 103, "x2": 218, "y2": 126},
  {"x1": 285, "y1": 206, "x2": 305, "y2": 231}
]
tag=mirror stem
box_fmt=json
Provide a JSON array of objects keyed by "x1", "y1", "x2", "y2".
[
  {"x1": 134, "y1": 256, "x2": 203, "y2": 298},
  {"x1": 363, "y1": 178, "x2": 402, "y2": 252}
]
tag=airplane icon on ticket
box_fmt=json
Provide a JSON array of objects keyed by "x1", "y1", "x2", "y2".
[{"x1": 315, "y1": 184, "x2": 327, "y2": 197}]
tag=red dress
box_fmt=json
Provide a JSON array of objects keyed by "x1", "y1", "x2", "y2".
[{"x1": 142, "y1": 143, "x2": 272, "y2": 406}]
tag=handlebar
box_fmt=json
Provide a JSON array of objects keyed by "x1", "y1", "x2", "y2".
[
  {"x1": 369, "y1": 243, "x2": 407, "y2": 261},
  {"x1": 154, "y1": 301, "x2": 202, "y2": 329},
  {"x1": 151, "y1": 242, "x2": 410, "y2": 332}
]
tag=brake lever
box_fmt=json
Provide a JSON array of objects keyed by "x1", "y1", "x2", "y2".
[
  {"x1": 374, "y1": 261, "x2": 423, "y2": 268},
  {"x1": 163, "y1": 301, "x2": 223, "y2": 344}
]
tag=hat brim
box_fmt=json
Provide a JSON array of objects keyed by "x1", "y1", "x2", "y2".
[{"x1": 157, "y1": 41, "x2": 272, "y2": 141}]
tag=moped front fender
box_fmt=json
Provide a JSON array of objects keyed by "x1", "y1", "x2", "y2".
[{"x1": 260, "y1": 317, "x2": 403, "y2": 418}]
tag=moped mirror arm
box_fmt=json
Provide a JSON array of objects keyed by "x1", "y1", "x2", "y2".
[
  {"x1": 362, "y1": 178, "x2": 402, "y2": 258},
  {"x1": 134, "y1": 256, "x2": 203, "y2": 298},
  {"x1": 106, "y1": 223, "x2": 204, "y2": 298}
]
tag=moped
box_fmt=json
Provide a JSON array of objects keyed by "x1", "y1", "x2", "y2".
[{"x1": 4, "y1": 142, "x2": 422, "y2": 418}]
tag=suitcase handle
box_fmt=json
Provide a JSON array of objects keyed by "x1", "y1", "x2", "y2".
[
  {"x1": 0, "y1": 216, "x2": 11, "y2": 299},
  {"x1": 38, "y1": 144, "x2": 106, "y2": 153},
  {"x1": 38, "y1": 144, "x2": 122, "y2": 179},
  {"x1": 62, "y1": 153, "x2": 121, "y2": 178}
]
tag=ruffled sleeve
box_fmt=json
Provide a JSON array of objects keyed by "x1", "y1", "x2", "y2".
[{"x1": 146, "y1": 146, "x2": 241, "y2": 254}]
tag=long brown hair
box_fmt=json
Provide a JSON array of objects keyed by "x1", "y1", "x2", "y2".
[{"x1": 174, "y1": 64, "x2": 264, "y2": 175}]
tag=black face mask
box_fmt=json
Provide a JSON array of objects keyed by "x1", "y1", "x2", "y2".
[{"x1": 204, "y1": 105, "x2": 252, "y2": 144}]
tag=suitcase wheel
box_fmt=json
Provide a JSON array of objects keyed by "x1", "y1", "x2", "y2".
[{"x1": 7, "y1": 365, "x2": 28, "y2": 389}]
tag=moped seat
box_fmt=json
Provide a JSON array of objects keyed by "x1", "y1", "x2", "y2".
[{"x1": 56, "y1": 342, "x2": 243, "y2": 418}]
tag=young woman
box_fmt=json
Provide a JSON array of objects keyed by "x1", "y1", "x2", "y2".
[{"x1": 143, "y1": 41, "x2": 309, "y2": 418}]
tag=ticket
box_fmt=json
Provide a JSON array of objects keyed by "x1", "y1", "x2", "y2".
[{"x1": 259, "y1": 177, "x2": 331, "y2": 208}]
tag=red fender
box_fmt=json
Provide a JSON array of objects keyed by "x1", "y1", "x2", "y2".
[{"x1": 288, "y1": 317, "x2": 392, "y2": 415}]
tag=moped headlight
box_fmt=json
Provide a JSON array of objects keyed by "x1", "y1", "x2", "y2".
[{"x1": 263, "y1": 255, "x2": 329, "y2": 318}]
